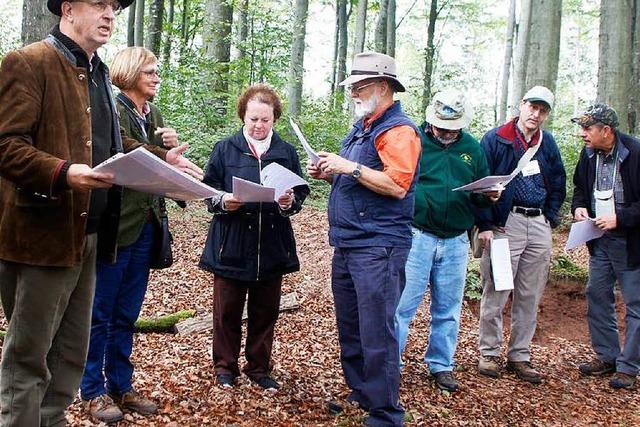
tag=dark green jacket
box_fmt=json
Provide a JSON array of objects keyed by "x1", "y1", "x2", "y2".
[
  {"x1": 115, "y1": 94, "x2": 164, "y2": 247},
  {"x1": 413, "y1": 122, "x2": 491, "y2": 238}
]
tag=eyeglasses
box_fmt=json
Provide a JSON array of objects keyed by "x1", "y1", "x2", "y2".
[
  {"x1": 141, "y1": 69, "x2": 161, "y2": 78},
  {"x1": 72, "y1": 0, "x2": 123, "y2": 15},
  {"x1": 348, "y1": 81, "x2": 380, "y2": 96}
]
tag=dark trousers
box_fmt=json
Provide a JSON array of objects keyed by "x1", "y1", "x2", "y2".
[
  {"x1": 81, "y1": 222, "x2": 154, "y2": 399},
  {"x1": 332, "y1": 246, "x2": 408, "y2": 427},
  {"x1": 213, "y1": 276, "x2": 282, "y2": 379}
]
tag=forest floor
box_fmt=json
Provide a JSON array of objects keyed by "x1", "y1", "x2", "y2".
[{"x1": 5, "y1": 204, "x2": 638, "y2": 426}]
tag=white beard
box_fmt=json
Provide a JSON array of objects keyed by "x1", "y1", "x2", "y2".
[{"x1": 353, "y1": 93, "x2": 380, "y2": 119}]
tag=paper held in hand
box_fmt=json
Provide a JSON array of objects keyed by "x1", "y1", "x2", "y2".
[
  {"x1": 453, "y1": 132, "x2": 543, "y2": 193},
  {"x1": 232, "y1": 162, "x2": 308, "y2": 203},
  {"x1": 289, "y1": 118, "x2": 320, "y2": 165},
  {"x1": 565, "y1": 218, "x2": 605, "y2": 251},
  {"x1": 490, "y1": 238, "x2": 514, "y2": 291},
  {"x1": 93, "y1": 147, "x2": 220, "y2": 201}
]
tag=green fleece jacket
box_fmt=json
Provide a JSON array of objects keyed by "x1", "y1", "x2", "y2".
[{"x1": 413, "y1": 122, "x2": 491, "y2": 238}]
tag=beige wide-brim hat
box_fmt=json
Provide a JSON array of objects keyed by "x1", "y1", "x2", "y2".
[
  {"x1": 425, "y1": 89, "x2": 474, "y2": 130},
  {"x1": 339, "y1": 52, "x2": 406, "y2": 92}
]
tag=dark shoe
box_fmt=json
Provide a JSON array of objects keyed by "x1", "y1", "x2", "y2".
[
  {"x1": 111, "y1": 390, "x2": 158, "y2": 415},
  {"x1": 478, "y1": 355, "x2": 501, "y2": 378},
  {"x1": 83, "y1": 394, "x2": 124, "y2": 423},
  {"x1": 433, "y1": 371, "x2": 459, "y2": 392},
  {"x1": 252, "y1": 375, "x2": 280, "y2": 391},
  {"x1": 609, "y1": 372, "x2": 636, "y2": 389},
  {"x1": 325, "y1": 400, "x2": 344, "y2": 415},
  {"x1": 579, "y1": 358, "x2": 616, "y2": 376},
  {"x1": 506, "y1": 361, "x2": 541, "y2": 384},
  {"x1": 216, "y1": 373, "x2": 236, "y2": 388}
]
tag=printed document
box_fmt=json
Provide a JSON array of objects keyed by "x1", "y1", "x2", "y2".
[
  {"x1": 232, "y1": 177, "x2": 275, "y2": 203},
  {"x1": 565, "y1": 219, "x2": 605, "y2": 251},
  {"x1": 289, "y1": 118, "x2": 320, "y2": 164},
  {"x1": 232, "y1": 162, "x2": 308, "y2": 203},
  {"x1": 491, "y1": 238, "x2": 514, "y2": 291},
  {"x1": 93, "y1": 147, "x2": 219, "y2": 201}
]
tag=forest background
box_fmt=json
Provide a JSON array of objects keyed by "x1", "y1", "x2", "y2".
[{"x1": 0, "y1": 0, "x2": 637, "y2": 214}]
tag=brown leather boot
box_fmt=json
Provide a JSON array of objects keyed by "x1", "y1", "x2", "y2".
[
  {"x1": 506, "y1": 360, "x2": 541, "y2": 384},
  {"x1": 111, "y1": 390, "x2": 158, "y2": 415},
  {"x1": 84, "y1": 394, "x2": 124, "y2": 423},
  {"x1": 478, "y1": 355, "x2": 501, "y2": 378}
]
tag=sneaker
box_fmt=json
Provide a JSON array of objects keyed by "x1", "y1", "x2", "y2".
[
  {"x1": 478, "y1": 355, "x2": 501, "y2": 378},
  {"x1": 252, "y1": 375, "x2": 280, "y2": 391},
  {"x1": 216, "y1": 373, "x2": 236, "y2": 388},
  {"x1": 111, "y1": 390, "x2": 157, "y2": 415},
  {"x1": 609, "y1": 372, "x2": 636, "y2": 389},
  {"x1": 83, "y1": 394, "x2": 123, "y2": 423},
  {"x1": 579, "y1": 358, "x2": 616, "y2": 376},
  {"x1": 506, "y1": 361, "x2": 541, "y2": 384},
  {"x1": 433, "y1": 371, "x2": 459, "y2": 392}
]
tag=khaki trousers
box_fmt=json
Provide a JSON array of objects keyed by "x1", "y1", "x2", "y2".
[
  {"x1": 0, "y1": 234, "x2": 97, "y2": 427},
  {"x1": 478, "y1": 212, "x2": 552, "y2": 362}
]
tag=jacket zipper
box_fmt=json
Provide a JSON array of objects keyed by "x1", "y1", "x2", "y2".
[{"x1": 256, "y1": 156, "x2": 263, "y2": 281}]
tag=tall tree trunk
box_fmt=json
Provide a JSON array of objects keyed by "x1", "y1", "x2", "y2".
[
  {"x1": 353, "y1": 0, "x2": 367, "y2": 57},
  {"x1": 203, "y1": 0, "x2": 233, "y2": 120},
  {"x1": 386, "y1": 0, "x2": 396, "y2": 56},
  {"x1": 524, "y1": 0, "x2": 562, "y2": 93},
  {"x1": 21, "y1": 0, "x2": 58, "y2": 46},
  {"x1": 336, "y1": 0, "x2": 348, "y2": 95},
  {"x1": 597, "y1": 0, "x2": 633, "y2": 132},
  {"x1": 287, "y1": 0, "x2": 309, "y2": 117},
  {"x1": 162, "y1": 0, "x2": 175, "y2": 62},
  {"x1": 498, "y1": 0, "x2": 516, "y2": 124},
  {"x1": 179, "y1": 0, "x2": 189, "y2": 59},
  {"x1": 374, "y1": 0, "x2": 389, "y2": 53},
  {"x1": 127, "y1": 1, "x2": 136, "y2": 47},
  {"x1": 146, "y1": 0, "x2": 164, "y2": 56},
  {"x1": 509, "y1": 0, "x2": 531, "y2": 115},
  {"x1": 135, "y1": 0, "x2": 145, "y2": 46},
  {"x1": 630, "y1": 1, "x2": 640, "y2": 133},
  {"x1": 422, "y1": 0, "x2": 437, "y2": 112},
  {"x1": 330, "y1": 2, "x2": 339, "y2": 95},
  {"x1": 237, "y1": 0, "x2": 249, "y2": 59}
]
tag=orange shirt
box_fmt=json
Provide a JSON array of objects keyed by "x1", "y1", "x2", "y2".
[{"x1": 364, "y1": 110, "x2": 422, "y2": 191}]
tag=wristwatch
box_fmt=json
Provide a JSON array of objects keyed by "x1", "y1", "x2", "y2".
[{"x1": 351, "y1": 162, "x2": 362, "y2": 179}]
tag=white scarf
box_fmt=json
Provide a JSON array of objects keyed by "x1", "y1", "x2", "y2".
[{"x1": 243, "y1": 127, "x2": 273, "y2": 158}]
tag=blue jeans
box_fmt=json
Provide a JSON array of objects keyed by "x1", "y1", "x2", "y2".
[
  {"x1": 332, "y1": 246, "x2": 408, "y2": 427},
  {"x1": 80, "y1": 222, "x2": 155, "y2": 399},
  {"x1": 587, "y1": 234, "x2": 640, "y2": 376},
  {"x1": 395, "y1": 227, "x2": 469, "y2": 373}
]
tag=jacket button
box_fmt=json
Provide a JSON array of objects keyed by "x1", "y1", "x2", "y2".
[
  {"x1": 86, "y1": 140, "x2": 92, "y2": 147},
  {"x1": 80, "y1": 212, "x2": 88, "y2": 218},
  {"x1": 359, "y1": 212, "x2": 365, "y2": 217},
  {"x1": 78, "y1": 74, "x2": 86, "y2": 81},
  {"x1": 86, "y1": 107, "x2": 91, "y2": 114}
]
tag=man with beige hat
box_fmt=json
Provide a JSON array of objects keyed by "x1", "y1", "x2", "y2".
[
  {"x1": 395, "y1": 89, "x2": 499, "y2": 392},
  {"x1": 475, "y1": 86, "x2": 566, "y2": 383},
  {"x1": 308, "y1": 52, "x2": 420, "y2": 426}
]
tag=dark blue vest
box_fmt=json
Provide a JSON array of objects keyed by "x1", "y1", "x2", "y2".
[{"x1": 328, "y1": 101, "x2": 419, "y2": 248}]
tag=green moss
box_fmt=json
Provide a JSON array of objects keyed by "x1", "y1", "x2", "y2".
[
  {"x1": 551, "y1": 254, "x2": 589, "y2": 283},
  {"x1": 134, "y1": 310, "x2": 196, "y2": 333}
]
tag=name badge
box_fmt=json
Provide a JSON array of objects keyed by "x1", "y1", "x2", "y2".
[{"x1": 521, "y1": 160, "x2": 541, "y2": 177}]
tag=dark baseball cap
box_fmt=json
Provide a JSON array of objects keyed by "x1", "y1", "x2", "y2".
[{"x1": 571, "y1": 103, "x2": 619, "y2": 128}]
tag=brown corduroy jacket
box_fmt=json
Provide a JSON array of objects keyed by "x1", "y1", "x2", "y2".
[{"x1": 0, "y1": 36, "x2": 166, "y2": 267}]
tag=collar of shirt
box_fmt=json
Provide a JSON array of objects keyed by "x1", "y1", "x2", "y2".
[{"x1": 51, "y1": 25, "x2": 102, "y2": 72}]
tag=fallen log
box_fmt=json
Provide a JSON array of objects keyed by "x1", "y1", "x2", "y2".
[{"x1": 174, "y1": 292, "x2": 299, "y2": 335}]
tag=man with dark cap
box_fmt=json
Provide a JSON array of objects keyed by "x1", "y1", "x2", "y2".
[
  {"x1": 475, "y1": 86, "x2": 566, "y2": 384},
  {"x1": 0, "y1": 1, "x2": 202, "y2": 424},
  {"x1": 571, "y1": 104, "x2": 640, "y2": 390},
  {"x1": 308, "y1": 52, "x2": 421, "y2": 427}
]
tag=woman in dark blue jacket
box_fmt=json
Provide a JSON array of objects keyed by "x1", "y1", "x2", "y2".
[{"x1": 199, "y1": 85, "x2": 308, "y2": 390}]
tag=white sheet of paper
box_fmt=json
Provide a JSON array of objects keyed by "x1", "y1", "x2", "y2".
[
  {"x1": 453, "y1": 134, "x2": 542, "y2": 193},
  {"x1": 491, "y1": 238, "x2": 514, "y2": 291},
  {"x1": 521, "y1": 159, "x2": 541, "y2": 177},
  {"x1": 289, "y1": 118, "x2": 320, "y2": 164},
  {"x1": 565, "y1": 219, "x2": 605, "y2": 251},
  {"x1": 93, "y1": 147, "x2": 219, "y2": 201},
  {"x1": 232, "y1": 177, "x2": 275, "y2": 203},
  {"x1": 261, "y1": 162, "x2": 308, "y2": 199}
]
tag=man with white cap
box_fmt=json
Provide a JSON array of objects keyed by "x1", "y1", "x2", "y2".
[
  {"x1": 394, "y1": 89, "x2": 499, "y2": 392},
  {"x1": 308, "y1": 52, "x2": 421, "y2": 426},
  {"x1": 475, "y1": 86, "x2": 566, "y2": 383}
]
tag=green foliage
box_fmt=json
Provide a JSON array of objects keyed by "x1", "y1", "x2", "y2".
[
  {"x1": 551, "y1": 254, "x2": 589, "y2": 283},
  {"x1": 134, "y1": 309, "x2": 196, "y2": 333},
  {"x1": 464, "y1": 258, "x2": 482, "y2": 301}
]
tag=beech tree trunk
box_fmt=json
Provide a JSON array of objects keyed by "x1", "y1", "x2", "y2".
[
  {"x1": 203, "y1": 0, "x2": 233, "y2": 119},
  {"x1": 597, "y1": 0, "x2": 633, "y2": 132},
  {"x1": 353, "y1": 0, "x2": 367, "y2": 57},
  {"x1": 287, "y1": 0, "x2": 309, "y2": 117},
  {"x1": 509, "y1": 0, "x2": 531, "y2": 115},
  {"x1": 336, "y1": 0, "x2": 348, "y2": 95},
  {"x1": 498, "y1": 0, "x2": 516, "y2": 124},
  {"x1": 375, "y1": 0, "x2": 389, "y2": 53},
  {"x1": 386, "y1": 0, "x2": 396, "y2": 56},
  {"x1": 630, "y1": 2, "x2": 640, "y2": 133},
  {"x1": 162, "y1": 0, "x2": 175, "y2": 62},
  {"x1": 422, "y1": 0, "x2": 438, "y2": 112},
  {"x1": 237, "y1": 0, "x2": 249, "y2": 59},
  {"x1": 146, "y1": 0, "x2": 164, "y2": 56},
  {"x1": 524, "y1": 0, "x2": 562, "y2": 94},
  {"x1": 127, "y1": 1, "x2": 136, "y2": 47},
  {"x1": 134, "y1": 0, "x2": 145, "y2": 46},
  {"x1": 21, "y1": 0, "x2": 58, "y2": 46}
]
